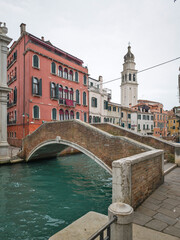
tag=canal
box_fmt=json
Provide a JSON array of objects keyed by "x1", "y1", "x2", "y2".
[{"x1": 0, "y1": 153, "x2": 112, "y2": 240}]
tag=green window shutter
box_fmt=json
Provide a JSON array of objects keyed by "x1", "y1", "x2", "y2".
[
  {"x1": 50, "y1": 82, "x2": 52, "y2": 98},
  {"x1": 56, "y1": 84, "x2": 59, "y2": 99},
  {"x1": 39, "y1": 78, "x2": 42, "y2": 96},
  {"x1": 95, "y1": 98, "x2": 97, "y2": 107},
  {"x1": 32, "y1": 76, "x2": 34, "y2": 95}
]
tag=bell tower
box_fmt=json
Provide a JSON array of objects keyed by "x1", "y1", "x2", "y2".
[{"x1": 121, "y1": 44, "x2": 138, "y2": 107}]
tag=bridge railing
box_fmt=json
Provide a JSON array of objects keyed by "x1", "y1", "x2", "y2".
[{"x1": 88, "y1": 215, "x2": 117, "y2": 240}]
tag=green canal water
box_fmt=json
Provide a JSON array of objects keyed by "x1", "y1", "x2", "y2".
[{"x1": 0, "y1": 153, "x2": 112, "y2": 240}]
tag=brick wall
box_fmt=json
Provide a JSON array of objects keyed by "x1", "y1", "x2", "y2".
[
  {"x1": 131, "y1": 154, "x2": 163, "y2": 208},
  {"x1": 19, "y1": 120, "x2": 148, "y2": 168},
  {"x1": 93, "y1": 123, "x2": 175, "y2": 162}
]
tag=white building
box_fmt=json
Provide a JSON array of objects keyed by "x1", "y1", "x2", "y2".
[
  {"x1": 131, "y1": 104, "x2": 154, "y2": 135},
  {"x1": 121, "y1": 45, "x2": 138, "y2": 108},
  {"x1": 89, "y1": 76, "x2": 111, "y2": 123}
]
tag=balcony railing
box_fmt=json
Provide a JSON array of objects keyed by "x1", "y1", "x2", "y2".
[
  {"x1": 7, "y1": 57, "x2": 17, "y2": 69},
  {"x1": 7, "y1": 75, "x2": 17, "y2": 85},
  {"x1": 88, "y1": 216, "x2": 117, "y2": 240},
  {"x1": 59, "y1": 98, "x2": 76, "y2": 107},
  {"x1": 7, "y1": 101, "x2": 16, "y2": 108},
  {"x1": 7, "y1": 120, "x2": 16, "y2": 125}
]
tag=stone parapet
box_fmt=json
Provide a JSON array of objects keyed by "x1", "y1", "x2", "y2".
[{"x1": 112, "y1": 149, "x2": 164, "y2": 209}]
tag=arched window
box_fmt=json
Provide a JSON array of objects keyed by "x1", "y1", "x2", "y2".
[
  {"x1": 64, "y1": 86, "x2": 68, "y2": 100},
  {"x1": 70, "y1": 88, "x2": 73, "y2": 101},
  {"x1": 83, "y1": 75, "x2": 87, "y2": 85},
  {"x1": 69, "y1": 70, "x2": 73, "y2": 81},
  {"x1": 51, "y1": 62, "x2": 56, "y2": 74},
  {"x1": 33, "y1": 77, "x2": 39, "y2": 95},
  {"x1": 76, "y1": 90, "x2": 80, "y2": 104},
  {"x1": 58, "y1": 66, "x2": 63, "y2": 77},
  {"x1": 75, "y1": 72, "x2": 78, "y2": 82},
  {"x1": 59, "y1": 109, "x2": 64, "y2": 121},
  {"x1": 33, "y1": 55, "x2": 39, "y2": 68},
  {"x1": 64, "y1": 68, "x2": 68, "y2": 79},
  {"x1": 83, "y1": 92, "x2": 86, "y2": 106},
  {"x1": 70, "y1": 110, "x2": 74, "y2": 119},
  {"x1": 65, "y1": 110, "x2": 69, "y2": 120},
  {"x1": 51, "y1": 82, "x2": 56, "y2": 98},
  {"x1": 133, "y1": 74, "x2": 136, "y2": 81},
  {"x1": 76, "y1": 112, "x2": 80, "y2": 119},
  {"x1": 52, "y1": 108, "x2": 56, "y2": 120},
  {"x1": 33, "y1": 105, "x2": 39, "y2": 119}
]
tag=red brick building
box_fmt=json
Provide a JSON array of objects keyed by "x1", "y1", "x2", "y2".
[{"x1": 7, "y1": 23, "x2": 89, "y2": 147}]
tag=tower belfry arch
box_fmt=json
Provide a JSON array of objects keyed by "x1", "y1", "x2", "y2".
[{"x1": 120, "y1": 45, "x2": 138, "y2": 107}]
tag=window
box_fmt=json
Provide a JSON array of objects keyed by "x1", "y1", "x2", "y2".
[
  {"x1": 33, "y1": 55, "x2": 39, "y2": 68},
  {"x1": 51, "y1": 62, "x2": 56, "y2": 74},
  {"x1": 121, "y1": 112, "x2": 124, "y2": 118},
  {"x1": 89, "y1": 115, "x2": 92, "y2": 123},
  {"x1": 151, "y1": 116, "x2": 153, "y2": 120},
  {"x1": 143, "y1": 115, "x2": 146, "y2": 120},
  {"x1": 147, "y1": 125, "x2": 149, "y2": 130},
  {"x1": 83, "y1": 75, "x2": 87, "y2": 85},
  {"x1": 76, "y1": 112, "x2": 80, "y2": 119},
  {"x1": 59, "y1": 109, "x2": 64, "y2": 120},
  {"x1": 52, "y1": 108, "x2": 56, "y2": 120},
  {"x1": 128, "y1": 114, "x2": 131, "y2": 119},
  {"x1": 128, "y1": 124, "x2": 131, "y2": 129},
  {"x1": 70, "y1": 110, "x2": 74, "y2": 120},
  {"x1": 83, "y1": 92, "x2": 86, "y2": 106},
  {"x1": 70, "y1": 88, "x2": 73, "y2": 100},
  {"x1": 76, "y1": 90, "x2": 80, "y2": 104},
  {"x1": 147, "y1": 115, "x2": 149, "y2": 120},
  {"x1": 104, "y1": 100, "x2": 108, "y2": 110},
  {"x1": 90, "y1": 82, "x2": 93, "y2": 87},
  {"x1": 84, "y1": 113, "x2": 87, "y2": 122},
  {"x1": 138, "y1": 115, "x2": 141, "y2": 120},
  {"x1": 69, "y1": 70, "x2": 73, "y2": 81},
  {"x1": 143, "y1": 124, "x2": 145, "y2": 130},
  {"x1": 122, "y1": 123, "x2": 125, "y2": 127},
  {"x1": 59, "y1": 85, "x2": 63, "y2": 103},
  {"x1": 65, "y1": 110, "x2": 69, "y2": 120},
  {"x1": 129, "y1": 74, "x2": 131, "y2": 81},
  {"x1": 133, "y1": 74, "x2": 136, "y2": 81},
  {"x1": 14, "y1": 86, "x2": 17, "y2": 104},
  {"x1": 91, "y1": 97, "x2": 97, "y2": 107},
  {"x1": 64, "y1": 68, "x2": 68, "y2": 79},
  {"x1": 33, "y1": 105, "x2": 40, "y2": 119},
  {"x1": 58, "y1": 66, "x2": 63, "y2": 77},
  {"x1": 151, "y1": 125, "x2": 153, "y2": 130},
  {"x1": 14, "y1": 110, "x2": 17, "y2": 122},
  {"x1": 64, "y1": 87, "x2": 68, "y2": 100},
  {"x1": 51, "y1": 83, "x2": 56, "y2": 98},
  {"x1": 75, "y1": 72, "x2": 79, "y2": 82},
  {"x1": 138, "y1": 124, "x2": 140, "y2": 130},
  {"x1": 113, "y1": 106, "x2": 116, "y2": 112},
  {"x1": 32, "y1": 77, "x2": 42, "y2": 96}
]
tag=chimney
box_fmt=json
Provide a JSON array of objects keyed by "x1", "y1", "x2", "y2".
[
  {"x1": 20, "y1": 23, "x2": 26, "y2": 36},
  {"x1": 41, "y1": 36, "x2": 44, "y2": 41}
]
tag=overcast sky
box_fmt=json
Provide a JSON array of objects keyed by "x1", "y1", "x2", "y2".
[{"x1": 1, "y1": 0, "x2": 180, "y2": 110}]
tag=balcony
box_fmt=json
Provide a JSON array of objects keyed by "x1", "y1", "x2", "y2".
[
  {"x1": 7, "y1": 101, "x2": 16, "y2": 108},
  {"x1": 59, "y1": 98, "x2": 76, "y2": 107},
  {"x1": 7, "y1": 57, "x2": 17, "y2": 70},
  {"x1": 7, "y1": 75, "x2": 17, "y2": 86},
  {"x1": 7, "y1": 120, "x2": 16, "y2": 125}
]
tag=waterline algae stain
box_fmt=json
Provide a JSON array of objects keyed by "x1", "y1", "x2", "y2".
[{"x1": 0, "y1": 153, "x2": 112, "y2": 240}]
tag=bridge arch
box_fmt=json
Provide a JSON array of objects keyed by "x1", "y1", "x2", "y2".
[{"x1": 27, "y1": 138, "x2": 112, "y2": 174}]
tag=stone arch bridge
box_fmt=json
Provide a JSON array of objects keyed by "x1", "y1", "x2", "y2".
[{"x1": 19, "y1": 120, "x2": 151, "y2": 173}]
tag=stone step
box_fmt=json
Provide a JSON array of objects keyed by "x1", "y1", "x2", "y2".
[
  {"x1": 10, "y1": 157, "x2": 24, "y2": 164},
  {"x1": 164, "y1": 162, "x2": 177, "y2": 176}
]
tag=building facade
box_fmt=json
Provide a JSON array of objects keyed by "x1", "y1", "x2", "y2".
[
  {"x1": 167, "y1": 106, "x2": 180, "y2": 137},
  {"x1": 138, "y1": 100, "x2": 168, "y2": 137},
  {"x1": 88, "y1": 76, "x2": 111, "y2": 123},
  {"x1": 107, "y1": 102, "x2": 121, "y2": 125},
  {"x1": 121, "y1": 45, "x2": 138, "y2": 108},
  {"x1": 7, "y1": 24, "x2": 89, "y2": 147}
]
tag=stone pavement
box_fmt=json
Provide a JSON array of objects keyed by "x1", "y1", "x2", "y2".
[{"x1": 133, "y1": 167, "x2": 180, "y2": 238}]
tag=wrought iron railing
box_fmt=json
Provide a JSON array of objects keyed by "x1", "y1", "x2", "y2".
[{"x1": 88, "y1": 215, "x2": 117, "y2": 240}]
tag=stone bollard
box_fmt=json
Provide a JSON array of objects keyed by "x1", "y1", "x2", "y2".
[{"x1": 108, "y1": 202, "x2": 134, "y2": 240}]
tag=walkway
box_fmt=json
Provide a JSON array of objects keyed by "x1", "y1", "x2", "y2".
[{"x1": 134, "y1": 167, "x2": 180, "y2": 238}]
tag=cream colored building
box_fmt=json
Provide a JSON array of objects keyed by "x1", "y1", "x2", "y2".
[
  {"x1": 121, "y1": 106, "x2": 133, "y2": 129},
  {"x1": 89, "y1": 76, "x2": 111, "y2": 123},
  {"x1": 121, "y1": 45, "x2": 138, "y2": 108},
  {"x1": 106, "y1": 102, "x2": 121, "y2": 125}
]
